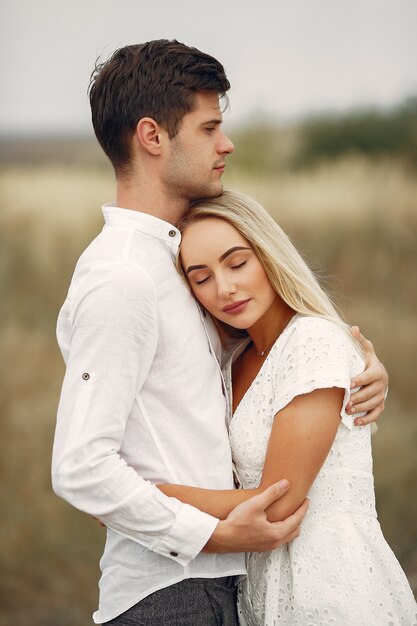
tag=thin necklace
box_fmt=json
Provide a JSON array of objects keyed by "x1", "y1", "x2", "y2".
[
  {"x1": 252, "y1": 311, "x2": 295, "y2": 357},
  {"x1": 254, "y1": 343, "x2": 274, "y2": 358}
]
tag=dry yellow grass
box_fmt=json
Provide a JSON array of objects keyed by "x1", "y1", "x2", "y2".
[{"x1": 224, "y1": 155, "x2": 417, "y2": 223}]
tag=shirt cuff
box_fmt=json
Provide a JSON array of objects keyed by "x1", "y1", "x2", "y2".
[{"x1": 152, "y1": 502, "x2": 219, "y2": 566}]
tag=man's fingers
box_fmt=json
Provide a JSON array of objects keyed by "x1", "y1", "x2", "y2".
[
  {"x1": 347, "y1": 383, "x2": 386, "y2": 413},
  {"x1": 349, "y1": 381, "x2": 380, "y2": 403},
  {"x1": 349, "y1": 396, "x2": 385, "y2": 415},
  {"x1": 354, "y1": 407, "x2": 382, "y2": 426},
  {"x1": 263, "y1": 499, "x2": 309, "y2": 549},
  {"x1": 273, "y1": 498, "x2": 309, "y2": 535},
  {"x1": 285, "y1": 498, "x2": 309, "y2": 527},
  {"x1": 351, "y1": 361, "x2": 387, "y2": 389},
  {"x1": 283, "y1": 527, "x2": 301, "y2": 543},
  {"x1": 351, "y1": 326, "x2": 373, "y2": 353},
  {"x1": 255, "y1": 480, "x2": 290, "y2": 510},
  {"x1": 351, "y1": 326, "x2": 373, "y2": 352},
  {"x1": 350, "y1": 325, "x2": 362, "y2": 341}
]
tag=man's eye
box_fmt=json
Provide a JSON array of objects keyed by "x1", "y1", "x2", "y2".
[
  {"x1": 231, "y1": 261, "x2": 246, "y2": 270},
  {"x1": 205, "y1": 127, "x2": 215, "y2": 133}
]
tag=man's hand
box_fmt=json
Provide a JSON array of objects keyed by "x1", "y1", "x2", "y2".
[
  {"x1": 203, "y1": 480, "x2": 309, "y2": 553},
  {"x1": 348, "y1": 326, "x2": 388, "y2": 426}
]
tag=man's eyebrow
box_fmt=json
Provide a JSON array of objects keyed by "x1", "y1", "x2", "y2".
[
  {"x1": 186, "y1": 247, "x2": 251, "y2": 275},
  {"x1": 200, "y1": 118, "x2": 222, "y2": 127}
]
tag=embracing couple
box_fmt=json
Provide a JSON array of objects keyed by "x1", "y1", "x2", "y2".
[{"x1": 52, "y1": 40, "x2": 416, "y2": 625}]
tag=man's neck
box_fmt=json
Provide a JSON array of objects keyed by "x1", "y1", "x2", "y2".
[{"x1": 116, "y1": 179, "x2": 189, "y2": 226}]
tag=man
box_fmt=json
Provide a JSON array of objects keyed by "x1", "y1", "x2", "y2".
[{"x1": 52, "y1": 40, "x2": 387, "y2": 625}]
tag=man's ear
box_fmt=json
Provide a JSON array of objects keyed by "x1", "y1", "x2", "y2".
[{"x1": 135, "y1": 117, "x2": 165, "y2": 155}]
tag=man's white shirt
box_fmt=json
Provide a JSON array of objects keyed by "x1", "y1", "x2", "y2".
[{"x1": 52, "y1": 205, "x2": 245, "y2": 624}]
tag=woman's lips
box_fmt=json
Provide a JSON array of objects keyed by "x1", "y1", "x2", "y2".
[{"x1": 222, "y1": 299, "x2": 250, "y2": 314}]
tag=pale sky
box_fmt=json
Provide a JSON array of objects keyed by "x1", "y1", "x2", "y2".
[{"x1": 1, "y1": 0, "x2": 416, "y2": 136}]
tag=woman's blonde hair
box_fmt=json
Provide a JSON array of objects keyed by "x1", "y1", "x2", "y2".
[{"x1": 177, "y1": 190, "x2": 360, "y2": 348}]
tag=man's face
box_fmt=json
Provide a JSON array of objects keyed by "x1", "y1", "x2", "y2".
[{"x1": 161, "y1": 92, "x2": 234, "y2": 203}]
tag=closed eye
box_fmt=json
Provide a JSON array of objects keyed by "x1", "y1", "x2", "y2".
[
  {"x1": 196, "y1": 276, "x2": 211, "y2": 285},
  {"x1": 231, "y1": 261, "x2": 246, "y2": 270}
]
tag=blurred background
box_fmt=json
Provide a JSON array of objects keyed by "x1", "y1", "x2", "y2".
[{"x1": 1, "y1": 1, "x2": 416, "y2": 624}]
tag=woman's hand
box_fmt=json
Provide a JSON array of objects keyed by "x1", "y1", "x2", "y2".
[{"x1": 347, "y1": 326, "x2": 388, "y2": 426}]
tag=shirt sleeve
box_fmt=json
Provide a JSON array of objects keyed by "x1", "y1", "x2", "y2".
[
  {"x1": 271, "y1": 317, "x2": 365, "y2": 429},
  {"x1": 52, "y1": 261, "x2": 218, "y2": 566}
]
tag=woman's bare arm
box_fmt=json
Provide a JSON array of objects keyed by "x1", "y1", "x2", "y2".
[
  {"x1": 157, "y1": 483, "x2": 257, "y2": 520},
  {"x1": 158, "y1": 386, "x2": 342, "y2": 522},
  {"x1": 259, "y1": 387, "x2": 342, "y2": 521}
]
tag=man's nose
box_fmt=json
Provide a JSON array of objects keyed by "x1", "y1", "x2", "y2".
[{"x1": 218, "y1": 132, "x2": 234, "y2": 156}]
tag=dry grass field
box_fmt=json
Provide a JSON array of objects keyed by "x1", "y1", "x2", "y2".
[{"x1": 1, "y1": 147, "x2": 416, "y2": 624}]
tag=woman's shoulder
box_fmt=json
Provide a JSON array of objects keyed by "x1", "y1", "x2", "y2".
[
  {"x1": 284, "y1": 314, "x2": 353, "y2": 348},
  {"x1": 264, "y1": 315, "x2": 364, "y2": 423},
  {"x1": 271, "y1": 314, "x2": 363, "y2": 373},
  {"x1": 290, "y1": 313, "x2": 346, "y2": 333}
]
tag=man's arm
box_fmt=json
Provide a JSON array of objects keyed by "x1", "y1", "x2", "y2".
[
  {"x1": 347, "y1": 327, "x2": 388, "y2": 425},
  {"x1": 52, "y1": 262, "x2": 217, "y2": 566}
]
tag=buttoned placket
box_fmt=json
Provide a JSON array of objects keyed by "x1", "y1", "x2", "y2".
[
  {"x1": 198, "y1": 307, "x2": 230, "y2": 420},
  {"x1": 166, "y1": 227, "x2": 181, "y2": 258}
]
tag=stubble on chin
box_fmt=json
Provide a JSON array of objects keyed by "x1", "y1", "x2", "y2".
[{"x1": 189, "y1": 181, "x2": 224, "y2": 204}]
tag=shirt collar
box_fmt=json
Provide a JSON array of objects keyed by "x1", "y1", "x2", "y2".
[{"x1": 102, "y1": 203, "x2": 181, "y2": 250}]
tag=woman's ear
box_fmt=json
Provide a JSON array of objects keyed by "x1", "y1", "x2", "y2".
[{"x1": 135, "y1": 117, "x2": 164, "y2": 155}]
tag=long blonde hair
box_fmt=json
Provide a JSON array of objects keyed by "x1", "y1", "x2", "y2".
[{"x1": 177, "y1": 190, "x2": 360, "y2": 348}]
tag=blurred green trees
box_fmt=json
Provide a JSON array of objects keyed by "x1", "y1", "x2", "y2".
[{"x1": 231, "y1": 98, "x2": 417, "y2": 174}]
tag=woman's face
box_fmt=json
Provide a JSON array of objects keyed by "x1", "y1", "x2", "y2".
[{"x1": 180, "y1": 217, "x2": 278, "y2": 329}]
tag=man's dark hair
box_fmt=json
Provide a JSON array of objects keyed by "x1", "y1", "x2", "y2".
[{"x1": 89, "y1": 39, "x2": 230, "y2": 174}]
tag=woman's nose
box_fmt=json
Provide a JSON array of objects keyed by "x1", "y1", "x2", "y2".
[{"x1": 217, "y1": 277, "x2": 236, "y2": 298}]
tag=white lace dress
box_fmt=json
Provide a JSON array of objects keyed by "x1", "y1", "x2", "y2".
[{"x1": 225, "y1": 315, "x2": 417, "y2": 626}]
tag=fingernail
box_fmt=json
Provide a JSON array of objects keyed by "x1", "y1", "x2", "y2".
[
  {"x1": 278, "y1": 479, "x2": 289, "y2": 489},
  {"x1": 350, "y1": 381, "x2": 356, "y2": 389},
  {"x1": 356, "y1": 420, "x2": 363, "y2": 426}
]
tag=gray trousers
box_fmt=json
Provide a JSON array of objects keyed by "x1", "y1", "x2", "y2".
[{"x1": 103, "y1": 576, "x2": 239, "y2": 626}]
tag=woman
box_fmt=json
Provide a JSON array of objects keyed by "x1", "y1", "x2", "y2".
[{"x1": 159, "y1": 191, "x2": 416, "y2": 625}]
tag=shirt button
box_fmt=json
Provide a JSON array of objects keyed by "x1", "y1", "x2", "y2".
[
  {"x1": 82, "y1": 373, "x2": 90, "y2": 380},
  {"x1": 170, "y1": 551, "x2": 178, "y2": 557},
  {"x1": 168, "y1": 230, "x2": 176, "y2": 237}
]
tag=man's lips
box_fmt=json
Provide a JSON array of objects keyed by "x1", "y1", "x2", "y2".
[
  {"x1": 222, "y1": 299, "x2": 250, "y2": 314},
  {"x1": 213, "y1": 162, "x2": 226, "y2": 172}
]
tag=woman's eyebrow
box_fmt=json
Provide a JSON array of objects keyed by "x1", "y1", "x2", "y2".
[
  {"x1": 219, "y1": 246, "x2": 251, "y2": 262},
  {"x1": 186, "y1": 264, "x2": 207, "y2": 275},
  {"x1": 186, "y1": 246, "x2": 251, "y2": 275}
]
